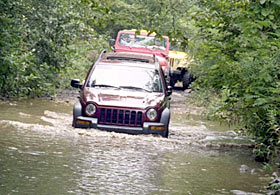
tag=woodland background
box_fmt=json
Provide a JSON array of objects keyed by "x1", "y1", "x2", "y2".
[{"x1": 1, "y1": 0, "x2": 279, "y2": 165}]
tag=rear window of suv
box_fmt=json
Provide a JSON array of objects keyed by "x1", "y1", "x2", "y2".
[{"x1": 86, "y1": 64, "x2": 163, "y2": 93}]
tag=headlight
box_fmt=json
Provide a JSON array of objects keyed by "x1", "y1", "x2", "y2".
[
  {"x1": 146, "y1": 108, "x2": 157, "y2": 121},
  {"x1": 85, "y1": 104, "x2": 96, "y2": 115}
]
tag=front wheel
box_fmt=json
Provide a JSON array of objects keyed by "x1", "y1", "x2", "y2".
[
  {"x1": 72, "y1": 101, "x2": 82, "y2": 128},
  {"x1": 170, "y1": 77, "x2": 176, "y2": 88},
  {"x1": 182, "y1": 72, "x2": 193, "y2": 90},
  {"x1": 162, "y1": 128, "x2": 169, "y2": 138},
  {"x1": 162, "y1": 121, "x2": 169, "y2": 138}
]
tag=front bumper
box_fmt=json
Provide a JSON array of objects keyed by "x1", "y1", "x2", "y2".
[{"x1": 74, "y1": 116, "x2": 166, "y2": 136}]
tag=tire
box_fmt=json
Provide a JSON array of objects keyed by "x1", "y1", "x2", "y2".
[
  {"x1": 182, "y1": 72, "x2": 193, "y2": 90},
  {"x1": 160, "y1": 108, "x2": 170, "y2": 138},
  {"x1": 163, "y1": 128, "x2": 169, "y2": 138},
  {"x1": 162, "y1": 119, "x2": 170, "y2": 138},
  {"x1": 72, "y1": 101, "x2": 82, "y2": 128},
  {"x1": 170, "y1": 77, "x2": 176, "y2": 88},
  {"x1": 72, "y1": 120, "x2": 78, "y2": 128},
  {"x1": 72, "y1": 114, "x2": 78, "y2": 128}
]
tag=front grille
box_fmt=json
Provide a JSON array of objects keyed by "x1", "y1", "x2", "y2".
[{"x1": 99, "y1": 108, "x2": 143, "y2": 126}]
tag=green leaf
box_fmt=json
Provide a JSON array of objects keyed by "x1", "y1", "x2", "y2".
[
  {"x1": 273, "y1": 0, "x2": 280, "y2": 6},
  {"x1": 260, "y1": 0, "x2": 266, "y2": 5},
  {"x1": 261, "y1": 9, "x2": 270, "y2": 17}
]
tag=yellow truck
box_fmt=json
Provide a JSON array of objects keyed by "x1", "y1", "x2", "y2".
[{"x1": 169, "y1": 50, "x2": 194, "y2": 89}]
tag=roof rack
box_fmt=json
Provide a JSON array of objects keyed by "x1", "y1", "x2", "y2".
[
  {"x1": 153, "y1": 54, "x2": 156, "y2": 63},
  {"x1": 101, "y1": 52, "x2": 156, "y2": 64},
  {"x1": 106, "y1": 56, "x2": 150, "y2": 63},
  {"x1": 152, "y1": 54, "x2": 161, "y2": 71},
  {"x1": 97, "y1": 51, "x2": 161, "y2": 71},
  {"x1": 95, "y1": 50, "x2": 107, "y2": 64}
]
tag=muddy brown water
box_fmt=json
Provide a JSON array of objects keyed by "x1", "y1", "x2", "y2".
[{"x1": 0, "y1": 90, "x2": 272, "y2": 194}]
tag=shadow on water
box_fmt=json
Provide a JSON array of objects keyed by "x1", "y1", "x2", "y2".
[{"x1": 0, "y1": 94, "x2": 272, "y2": 194}]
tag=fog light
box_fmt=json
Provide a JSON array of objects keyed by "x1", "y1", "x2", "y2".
[
  {"x1": 77, "y1": 120, "x2": 90, "y2": 125},
  {"x1": 151, "y1": 126, "x2": 164, "y2": 130}
]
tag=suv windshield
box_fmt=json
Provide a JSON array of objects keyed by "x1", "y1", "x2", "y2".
[
  {"x1": 87, "y1": 64, "x2": 163, "y2": 93},
  {"x1": 118, "y1": 33, "x2": 167, "y2": 50}
]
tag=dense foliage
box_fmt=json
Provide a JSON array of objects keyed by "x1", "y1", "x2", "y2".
[
  {"x1": 0, "y1": 0, "x2": 108, "y2": 98},
  {"x1": 1, "y1": 0, "x2": 279, "y2": 164},
  {"x1": 189, "y1": 0, "x2": 280, "y2": 163}
]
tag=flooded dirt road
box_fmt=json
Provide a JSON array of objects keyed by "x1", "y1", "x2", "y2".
[{"x1": 0, "y1": 90, "x2": 272, "y2": 194}]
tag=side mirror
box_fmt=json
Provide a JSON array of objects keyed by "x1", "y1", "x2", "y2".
[
  {"x1": 71, "y1": 79, "x2": 82, "y2": 89},
  {"x1": 109, "y1": 39, "x2": 115, "y2": 47},
  {"x1": 167, "y1": 85, "x2": 172, "y2": 96}
]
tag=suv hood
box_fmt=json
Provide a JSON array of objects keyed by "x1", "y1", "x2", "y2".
[{"x1": 82, "y1": 87, "x2": 165, "y2": 109}]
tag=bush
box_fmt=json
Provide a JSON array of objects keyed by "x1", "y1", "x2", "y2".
[
  {"x1": 189, "y1": 0, "x2": 280, "y2": 163},
  {"x1": 0, "y1": 0, "x2": 110, "y2": 98}
]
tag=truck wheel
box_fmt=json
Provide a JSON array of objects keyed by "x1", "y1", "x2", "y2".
[
  {"x1": 72, "y1": 113, "x2": 79, "y2": 128},
  {"x1": 170, "y1": 78, "x2": 175, "y2": 88},
  {"x1": 163, "y1": 128, "x2": 169, "y2": 138},
  {"x1": 72, "y1": 119, "x2": 78, "y2": 128},
  {"x1": 182, "y1": 72, "x2": 192, "y2": 90},
  {"x1": 72, "y1": 101, "x2": 82, "y2": 128}
]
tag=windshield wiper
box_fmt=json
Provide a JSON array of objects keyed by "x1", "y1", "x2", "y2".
[
  {"x1": 119, "y1": 86, "x2": 152, "y2": 92},
  {"x1": 92, "y1": 84, "x2": 120, "y2": 89}
]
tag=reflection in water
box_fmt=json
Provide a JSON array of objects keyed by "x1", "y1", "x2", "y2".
[{"x1": 0, "y1": 98, "x2": 270, "y2": 194}]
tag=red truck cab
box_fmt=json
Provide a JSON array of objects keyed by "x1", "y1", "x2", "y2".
[{"x1": 110, "y1": 30, "x2": 170, "y2": 73}]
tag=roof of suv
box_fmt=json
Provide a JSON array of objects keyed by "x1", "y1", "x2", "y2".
[
  {"x1": 101, "y1": 52, "x2": 156, "y2": 63},
  {"x1": 96, "y1": 51, "x2": 161, "y2": 69}
]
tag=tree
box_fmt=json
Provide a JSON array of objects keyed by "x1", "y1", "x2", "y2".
[{"x1": 189, "y1": 0, "x2": 280, "y2": 162}]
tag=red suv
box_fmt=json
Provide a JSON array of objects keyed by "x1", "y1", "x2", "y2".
[{"x1": 71, "y1": 51, "x2": 172, "y2": 137}]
